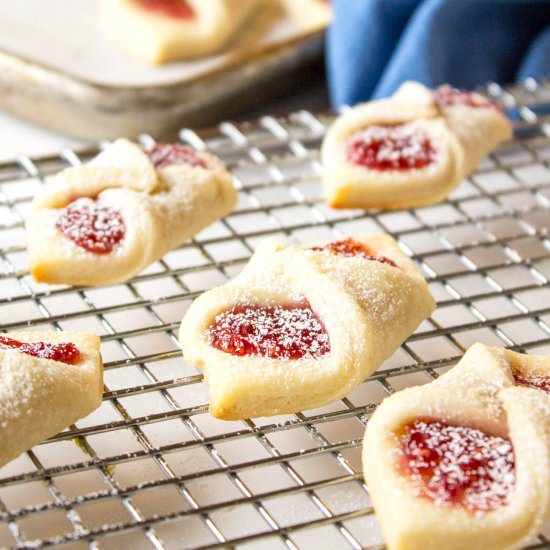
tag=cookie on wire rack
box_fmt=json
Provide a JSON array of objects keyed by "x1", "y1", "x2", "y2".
[
  {"x1": 0, "y1": 331, "x2": 103, "y2": 468},
  {"x1": 179, "y1": 234, "x2": 435, "y2": 420},
  {"x1": 27, "y1": 139, "x2": 237, "y2": 287},
  {"x1": 322, "y1": 81, "x2": 512, "y2": 210},
  {"x1": 363, "y1": 343, "x2": 550, "y2": 550}
]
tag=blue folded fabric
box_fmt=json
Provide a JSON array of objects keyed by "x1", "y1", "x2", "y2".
[{"x1": 327, "y1": 0, "x2": 550, "y2": 107}]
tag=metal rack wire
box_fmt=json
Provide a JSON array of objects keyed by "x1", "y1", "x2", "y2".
[{"x1": 1, "y1": 79, "x2": 550, "y2": 549}]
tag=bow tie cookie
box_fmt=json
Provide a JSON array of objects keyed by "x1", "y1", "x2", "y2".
[
  {"x1": 27, "y1": 139, "x2": 237, "y2": 286},
  {"x1": 363, "y1": 343, "x2": 550, "y2": 550},
  {"x1": 179, "y1": 234, "x2": 435, "y2": 420},
  {"x1": 322, "y1": 81, "x2": 512, "y2": 210},
  {"x1": 0, "y1": 331, "x2": 103, "y2": 468}
]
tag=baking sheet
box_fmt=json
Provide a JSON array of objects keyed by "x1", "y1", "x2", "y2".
[
  {"x1": 0, "y1": 0, "x2": 316, "y2": 87},
  {"x1": 0, "y1": 0, "x2": 326, "y2": 140}
]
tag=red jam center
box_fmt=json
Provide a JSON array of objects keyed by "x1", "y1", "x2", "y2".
[
  {"x1": 0, "y1": 336, "x2": 81, "y2": 365},
  {"x1": 434, "y1": 85, "x2": 505, "y2": 114},
  {"x1": 146, "y1": 144, "x2": 206, "y2": 169},
  {"x1": 137, "y1": 0, "x2": 195, "y2": 19},
  {"x1": 56, "y1": 198, "x2": 125, "y2": 255},
  {"x1": 346, "y1": 124, "x2": 436, "y2": 171},
  {"x1": 208, "y1": 301, "x2": 330, "y2": 360},
  {"x1": 513, "y1": 370, "x2": 550, "y2": 394},
  {"x1": 400, "y1": 419, "x2": 515, "y2": 512},
  {"x1": 310, "y1": 238, "x2": 397, "y2": 267}
]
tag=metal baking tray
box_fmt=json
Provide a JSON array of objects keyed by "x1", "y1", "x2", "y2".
[
  {"x1": 1, "y1": 80, "x2": 550, "y2": 549},
  {"x1": 0, "y1": 0, "x2": 324, "y2": 141}
]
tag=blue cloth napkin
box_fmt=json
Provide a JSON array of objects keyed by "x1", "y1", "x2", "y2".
[{"x1": 327, "y1": 0, "x2": 550, "y2": 107}]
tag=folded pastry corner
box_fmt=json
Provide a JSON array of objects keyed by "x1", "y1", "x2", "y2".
[
  {"x1": 179, "y1": 233, "x2": 435, "y2": 420},
  {"x1": 363, "y1": 343, "x2": 550, "y2": 550},
  {"x1": 0, "y1": 331, "x2": 103, "y2": 468}
]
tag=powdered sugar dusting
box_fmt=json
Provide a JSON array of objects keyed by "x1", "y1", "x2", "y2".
[
  {"x1": 56, "y1": 197, "x2": 125, "y2": 254},
  {"x1": 346, "y1": 124, "x2": 436, "y2": 171},
  {"x1": 0, "y1": 336, "x2": 81, "y2": 365},
  {"x1": 208, "y1": 301, "x2": 330, "y2": 360},
  {"x1": 312, "y1": 251, "x2": 416, "y2": 329},
  {"x1": 400, "y1": 419, "x2": 515, "y2": 512}
]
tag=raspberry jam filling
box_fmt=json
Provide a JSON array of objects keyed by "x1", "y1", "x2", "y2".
[
  {"x1": 346, "y1": 124, "x2": 436, "y2": 171},
  {"x1": 434, "y1": 85, "x2": 505, "y2": 114},
  {"x1": 0, "y1": 336, "x2": 81, "y2": 365},
  {"x1": 146, "y1": 143, "x2": 206, "y2": 169},
  {"x1": 310, "y1": 238, "x2": 397, "y2": 267},
  {"x1": 208, "y1": 301, "x2": 330, "y2": 360},
  {"x1": 56, "y1": 198, "x2": 125, "y2": 254},
  {"x1": 137, "y1": 0, "x2": 195, "y2": 19},
  {"x1": 513, "y1": 370, "x2": 550, "y2": 393},
  {"x1": 400, "y1": 419, "x2": 515, "y2": 512}
]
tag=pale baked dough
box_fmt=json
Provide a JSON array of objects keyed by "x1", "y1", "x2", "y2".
[
  {"x1": 100, "y1": 0, "x2": 260, "y2": 64},
  {"x1": 363, "y1": 343, "x2": 550, "y2": 550},
  {"x1": 439, "y1": 99, "x2": 513, "y2": 176},
  {"x1": 179, "y1": 234, "x2": 435, "y2": 420},
  {"x1": 0, "y1": 331, "x2": 103, "y2": 468},
  {"x1": 279, "y1": 0, "x2": 331, "y2": 30},
  {"x1": 322, "y1": 81, "x2": 512, "y2": 210},
  {"x1": 27, "y1": 139, "x2": 237, "y2": 286}
]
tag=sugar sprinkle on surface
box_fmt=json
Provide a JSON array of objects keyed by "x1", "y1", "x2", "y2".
[
  {"x1": 56, "y1": 197, "x2": 125, "y2": 254},
  {"x1": 346, "y1": 124, "x2": 437, "y2": 171},
  {"x1": 208, "y1": 301, "x2": 330, "y2": 360},
  {"x1": 400, "y1": 419, "x2": 515, "y2": 513}
]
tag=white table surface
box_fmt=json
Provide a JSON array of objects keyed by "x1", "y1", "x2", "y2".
[{"x1": 0, "y1": 111, "x2": 88, "y2": 163}]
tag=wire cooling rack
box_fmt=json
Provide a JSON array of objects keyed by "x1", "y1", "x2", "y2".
[{"x1": 1, "y1": 80, "x2": 550, "y2": 550}]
